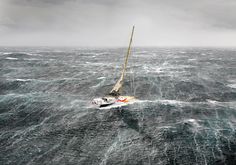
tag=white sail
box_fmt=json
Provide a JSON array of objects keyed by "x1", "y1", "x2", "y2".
[{"x1": 109, "y1": 26, "x2": 135, "y2": 96}]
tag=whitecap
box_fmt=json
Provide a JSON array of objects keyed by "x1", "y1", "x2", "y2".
[
  {"x1": 206, "y1": 99, "x2": 219, "y2": 104},
  {"x1": 184, "y1": 118, "x2": 200, "y2": 128},
  {"x1": 24, "y1": 52, "x2": 39, "y2": 56},
  {"x1": 6, "y1": 57, "x2": 17, "y2": 60},
  {"x1": 188, "y1": 58, "x2": 196, "y2": 61},
  {"x1": 97, "y1": 77, "x2": 106, "y2": 80},
  {"x1": 134, "y1": 99, "x2": 186, "y2": 105},
  {"x1": 142, "y1": 65, "x2": 163, "y2": 73},
  {"x1": 227, "y1": 79, "x2": 236, "y2": 88},
  {"x1": 15, "y1": 79, "x2": 32, "y2": 82},
  {"x1": 159, "y1": 99, "x2": 186, "y2": 105},
  {"x1": 95, "y1": 52, "x2": 108, "y2": 55},
  {"x1": 228, "y1": 84, "x2": 236, "y2": 89},
  {"x1": 3, "y1": 52, "x2": 13, "y2": 55},
  {"x1": 154, "y1": 67, "x2": 163, "y2": 73},
  {"x1": 24, "y1": 58, "x2": 40, "y2": 61}
]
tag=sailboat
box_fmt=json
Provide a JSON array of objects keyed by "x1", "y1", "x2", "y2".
[{"x1": 92, "y1": 26, "x2": 136, "y2": 108}]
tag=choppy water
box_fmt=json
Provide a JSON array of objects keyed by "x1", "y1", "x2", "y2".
[{"x1": 0, "y1": 47, "x2": 236, "y2": 165}]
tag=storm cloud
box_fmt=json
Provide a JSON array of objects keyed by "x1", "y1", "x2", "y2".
[{"x1": 0, "y1": 0, "x2": 236, "y2": 46}]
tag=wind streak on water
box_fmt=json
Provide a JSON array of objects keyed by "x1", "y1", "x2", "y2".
[{"x1": 0, "y1": 47, "x2": 236, "y2": 165}]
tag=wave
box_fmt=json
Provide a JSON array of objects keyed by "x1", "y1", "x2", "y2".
[
  {"x1": 1, "y1": 47, "x2": 236, "y2": 165},
  {"x1": 2, "y1": 52, "x2": 39, "y2": 58},
  {"x1": 5, "y1": 57, "x2": 18, "y2": 60},
  {"x1": 228, "y1": 83, "x2": 236, "y2": 89},
  {"x1": 15, "y1": 79, "x2": 33, "y2": 82},
  {"x1": 2, "y1": 52, "x2": 13, "y2": 55}
]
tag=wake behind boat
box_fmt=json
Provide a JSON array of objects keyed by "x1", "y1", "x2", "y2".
[{"x1": 91, "y1": 26, "x2": 136, "y2": 108}]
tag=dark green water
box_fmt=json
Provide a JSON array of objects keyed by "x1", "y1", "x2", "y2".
[{"x1": 0, "y1": 47, "x2": 236, "y2": 164}]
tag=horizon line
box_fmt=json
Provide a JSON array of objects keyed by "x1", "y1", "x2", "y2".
[{"x1": 0, "y1": 45, "x2": 236, "y2": 49}]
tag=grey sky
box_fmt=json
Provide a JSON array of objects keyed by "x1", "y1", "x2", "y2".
[{"x1": 0, "y1": 0, "x2": 236, "y2": 47}]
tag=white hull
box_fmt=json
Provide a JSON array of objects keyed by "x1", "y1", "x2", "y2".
[{"x1": 91, "y1": 96, "x2": 136, "y2": 108}]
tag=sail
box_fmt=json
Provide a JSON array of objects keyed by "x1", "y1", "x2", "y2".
[{"x1": 109, "y1": 26, "x2": 135, "y2": 96}]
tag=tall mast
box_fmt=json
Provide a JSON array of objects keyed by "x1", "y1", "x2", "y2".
[{"x1": 109, "y1": 26, "x2": 135, "y2": 96}]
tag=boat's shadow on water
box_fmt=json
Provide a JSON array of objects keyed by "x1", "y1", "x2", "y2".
[
  {"x1": 113, "y1": 109, "x2": 140, "y2": 132},
  {"x1": 112, "y1": 108, "x2": 154, "y2": 142}
]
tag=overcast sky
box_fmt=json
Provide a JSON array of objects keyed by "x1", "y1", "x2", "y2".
[{"x1": 0, "y1": 0, "x2": 236, "y2": 47}]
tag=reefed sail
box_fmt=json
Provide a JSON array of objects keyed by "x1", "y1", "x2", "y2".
[{"x1": 109, "y1": 26, "x2": 135, "y2": 96}]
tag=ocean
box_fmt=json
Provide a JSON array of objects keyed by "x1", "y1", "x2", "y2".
[{"x1": 0, "y1": 47, "x2": 236, "y2": 164}]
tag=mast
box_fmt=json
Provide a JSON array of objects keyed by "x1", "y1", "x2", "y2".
[{"x1": 109, "y1": 26, "x2": 135, "y2": 96}]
